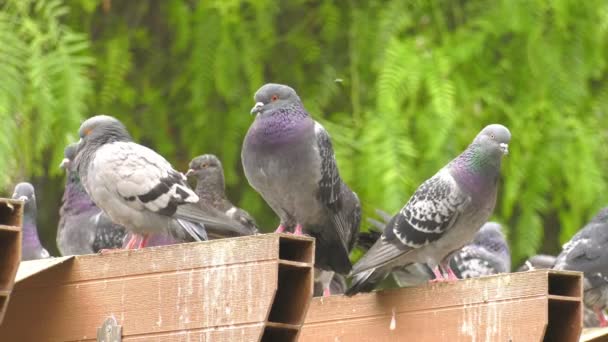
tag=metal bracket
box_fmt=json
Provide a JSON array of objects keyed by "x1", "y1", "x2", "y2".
[{"x1": 97, "y1": 316, "x2": 122, "y2": 342}]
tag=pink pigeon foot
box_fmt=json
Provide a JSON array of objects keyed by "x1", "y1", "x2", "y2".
[
  {"x1": 138, "y1": 234, "x2": 150, "y2": 249},
  {"x1": 429, "y1": 266, "x2": 447, "y2": 283},
  {"x1": 98, "y1": 248, "x2": 121, "y2": 255},
  {"x1": 294, "y1": 224, "x2": 304, "y2": 236},
  {"x1": 446, "y1": 267, "x2": 459, "y2": 282},
  {"x1": 124, "y1": 234, "x2": 139, "y2": 249},
  {"x1": 323, "y1": 287, "x2": 331, "y2": 297},
  {"x1": 596, "y1": 308, "x2": 608, "y2": 327},
  {"x1": 275, "y1": 224, "x2": 286, "y2": 233}
]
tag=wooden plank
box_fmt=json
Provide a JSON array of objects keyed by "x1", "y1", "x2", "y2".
[
  {"x1": 1, "y1": 261, "x2": 279, "y2": 341},
  {"x1": 303, "y1": 270, "x2": 582, "y2": 341},
  {"x1": 0, "y1": 225, "x2": 20, "y2": 233},
  {"x1": 19, "y1": 234, "x2": 284, "y2": 289},
  {"x1": 302, "y1": 297, "x2": 548, "y2": 341},
  {"x1": 0, "y1": 198, "x2": 22, "y2": 326},
  {"x1": 15, "y1": 256, "x2": 74, "y2": 283},
  {"x1": 0, "y1": 234, "x2": 314, "y2": 341},
  {"x1": 581, "y1": 327, "x2": 608, "y2": 342}
]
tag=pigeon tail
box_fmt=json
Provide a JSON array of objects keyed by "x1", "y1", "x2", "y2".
[{"x1": 345, "y1": 267, "x2": 390, "y2": 296}]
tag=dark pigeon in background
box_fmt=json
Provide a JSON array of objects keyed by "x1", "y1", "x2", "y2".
[
  {"x1": 346, "y1": 124, "x2": 510, "y2": 296},
  {"x1": 554, "y1": 208, "x2": 608, "y2": 327},
  {"x1": 57, "y1": 143, "x2": 126, "y2": 255},
  {"x1": 187, "y1": 154, "x2": 258, "y2": 235},
  {"x1": 554, "y1": 207, "x2": 608, "y2": 274},
  {"x1": 450, "y1": 222, "x2": 511, "y2": 279},
  {"x1": 12, "y1": 183, "x2": 50, "y2": 261},
  {"x1": 583, "y1": 273, "x2": 608, "y2": 327},
  {"x1": 73, "y1": 115, "x2": 253, "y2": 249},
  {"x1": 242, "y1": 83, "x2": 361, "y2": 296},
  {"x1": 516, "y1": 254, "x2": 556, "y2": 272}
]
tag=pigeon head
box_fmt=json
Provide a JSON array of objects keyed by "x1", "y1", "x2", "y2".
[
  {"x1": 78, "y1": 115, "x2": 132, "y2": 147},
  {"x1": 186, "y1": 154, "x2": 225, "y2": 194},
  {"x1": 250, "y1": 83, "x2": 302, "y2": 116},
  {"x1": 187, "y1": 154, "x2": 224, "y2": 179},
  {"x1": 60, "y1": 143, "x2": 79, "y2": 170},
  {"x1": 473, "y1": 222, "x2": 508, "y2": 254},
  {"x1": 472, "y1": 124, "x2": 511, "y2": 157},
  {"x1": 12, "y1": 182, "x2": 37, "y2": 216}
]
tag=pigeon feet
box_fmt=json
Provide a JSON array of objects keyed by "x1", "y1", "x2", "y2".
[
  {"x1": 138, "y1": 234, "x2": 150, "y2": 249},
  {"x1": 275, "y1": 225, "x2": 286, "y2": 233},
  {"x1": 429, "y1": 266, "x2": 447, "y2": 283},
  {"x1": 596, "y1": 308, "x2": 608, "y2": 327},
  {"x1": 445, "y1": 267, "x2": 459, "y2": 282},
  {"x1": 98, "y1": 249, "x2": 121, "y2": 255},
  {"x1": 323, "y1": 287, "x2": 331, "y2": 297},
  {"x1": 294, "y1": 224, "x2": 304, "y2": 236},
  {"x1": 124, "y1": 234, "x2": 139, "y2": 249}
]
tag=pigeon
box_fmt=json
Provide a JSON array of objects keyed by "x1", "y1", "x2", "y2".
[
  {"x1": 516, "y1": 254, "x2": 556, "y2": 272},
  {"x1": 313, "y1": 273, "x2": 347, "y2": 297},
  {"x1": 554, "y1": 207, "x2": 608, "y2": 274},
  {"x1": 186, "y1": 154, "x2": 258, "y2": 234},
  {"x1": 121, "y1": 232, "x2": 177, "y2": 248},
  {"x1": 12, "y1": 183, "x2": 50, "y2": 261},
  {"x1": 450, "y1": 222, "x2": 511, "y2": 279},
  {"x1": 553, "y1": 208, "x2": 608, "y2": 326},
  {"x1": 73, "y1": 115, "x2": 253, "y2": 249},
  {"x1": 242, "y1": 83, "x2": 361, "y2": 295},
  {"x1": 583, "y1": 273, "x2": 608, "y2": 327},
  {"x1": 57, "y1": 143, "x2": 127, "y2": 255},
  {"x1": 346, "y1": 124, "x2": 510, "y2": 296}
]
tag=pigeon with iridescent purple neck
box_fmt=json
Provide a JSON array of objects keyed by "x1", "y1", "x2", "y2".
[
  {"x1": 346, "y1": 124, "x2": 510, "y2": 296},
  {"x1": 242, "y1": 83, "x2": 361, "y2": 292},
  {"x1": 56, "y1": 143, "x2": 126, "y2": 255},
  {"x1": 12, "y1": 183, "x2": 50, "y2": 261}
]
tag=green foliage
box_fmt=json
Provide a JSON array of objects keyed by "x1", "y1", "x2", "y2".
[{"x1": 2, "y1": 0, "x2": 608, "y2": 266}]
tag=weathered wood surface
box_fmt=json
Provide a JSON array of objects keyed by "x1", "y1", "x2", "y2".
[
  {"x1": 0, "y1": 234, "x2": 314, "y2": 342},
  {"x1": 0, "y1": 198, "x2": 23, "y2": 326},
  {"x1": 302, "y1": 270, "x2": 583, "y2": 341},
  {"x1": 581, "y1": 327, "x2": 608, "y2": 342}
]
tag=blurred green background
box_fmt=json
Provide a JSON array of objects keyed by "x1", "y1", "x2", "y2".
[{"x1": 1, "y1": 0, "x2": 608, "y2": 267}]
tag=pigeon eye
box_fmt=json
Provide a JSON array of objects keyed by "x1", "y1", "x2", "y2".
[
  {"x1": 271, "y1": 95, "x2": 279, "y2": 102},
  {"x1": 490, "y1": 134, "x2": 495, "y2": 139},
  {"x1": 202, "y1": 163, "x2": 208, "y2": 168}
]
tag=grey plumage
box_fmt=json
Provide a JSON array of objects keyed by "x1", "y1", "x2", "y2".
[
  {"x1": 242, "y1": 84, "x2": 361, "y2": 288},
  {"x1": 12, "y1": 183, "x2": 50, "y2": 261},
  {"x1": 516, "y1": 254, "x2": 556, "y2": 272},
  {"x1": 73, "y1": 115, "x2": 252, "y2": 248},
  {"x1": 187, "y1": 154, "x2": 258, "y2": 235},
  {"x1": 554, "y1": 207, "x2": 608, "y2": 275},
  {"x1": 347, "y1": 124, "x2": 510, "y2": 296},
  {"x1": 583, "y1": 273, "x2": 608, "y2": 327},
  {"x1": 57, "y1": 143, "x2": 126, "y2": 255},
  {"x1": 450, "y1": 222, "x2": 511, "y2": 278}
]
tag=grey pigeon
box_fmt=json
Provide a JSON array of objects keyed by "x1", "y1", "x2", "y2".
[
  {"x1": 583, "y1": 273, "x2": 608, "y2": 327},
  {"x1": 73, "y1": 115, "x2": 253, "y2": 248},
  {"x1": 346, "y1": 124, "x2": 510, "y2": 296},
  {"x1": 450, "y1": 222, "x2": 511, "y2": 279},
  {"x1": 121, "y1": 232, "x2": 178, "y2": 248},
  {"x1": 242, "y1": 83, "x2": 361, "y2": 295},
  {"x1": 12, "y1": 183, "x2": 49, "y2": 261},
  {"x1": 554, "y1": 208, "x2": 608, "y2": 327},
  {"x1": 516, "y1": 254, "x2": 556, "y2": 272},
  {"x1": 554, "y1": 207, "x2": 608, "y2": 274},
  {"x1": 314, "y1": 273, "x2": 347, "y2": 297},
  {"x1": 57, "y1": 143, "x2": 127, "y2": 255},
  {"x1": 186, "y1": 154, "x2": 259, "y2": 235}
]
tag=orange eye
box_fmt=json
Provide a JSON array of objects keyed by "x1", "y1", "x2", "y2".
[
  {"x1": 271, "y1": 95, "x2": 278, "y2": 102},
  {"x1": 202, "y1": 163, "x2": 208, "y2": 168},
  {"x1": 84, "y1": 128, "x2": 93, "y2": 136}
]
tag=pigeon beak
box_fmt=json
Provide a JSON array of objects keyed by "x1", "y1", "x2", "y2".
[
  {"x1": 17, "y1": 195, "x2": 28, "y2": 202},
  {"x1": 499, "y1": 143, "x2": 509, "y2": 155},
  {"x1": 59, "y1": 158, "x2": 70, "y2": 169},
  {"x1": 250, "y1": 102, "x2": 264, "y2": 115},
  {"x1": 185, "y1": 169, "x2": 195, "y2": 177}
]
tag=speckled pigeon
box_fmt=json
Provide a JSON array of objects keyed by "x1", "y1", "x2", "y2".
[
  {"x1": 12, "y1": 183, "x2": 50, "y2": 261},
  {"x1": 57, "y1": 143, "x2": 126, "y2": 255},
  {"x1": 450, "y1": 222, "x2": 511, "y2": 279},
  {"x1": 186, "y1": 154, "x2": 258, "y2": 235},
  {"x1": 346, "y1": 124, "x2": 510, "y2": 296},
  {"x1": 73, "y1": 115, "x2": 253, "y2": 249},
  {"x1": 516, "y1": 254, "x2": 556, "y2": 272},
  {"x1": 242, "y1": 83, "x2": 361, "y2": 294}
]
